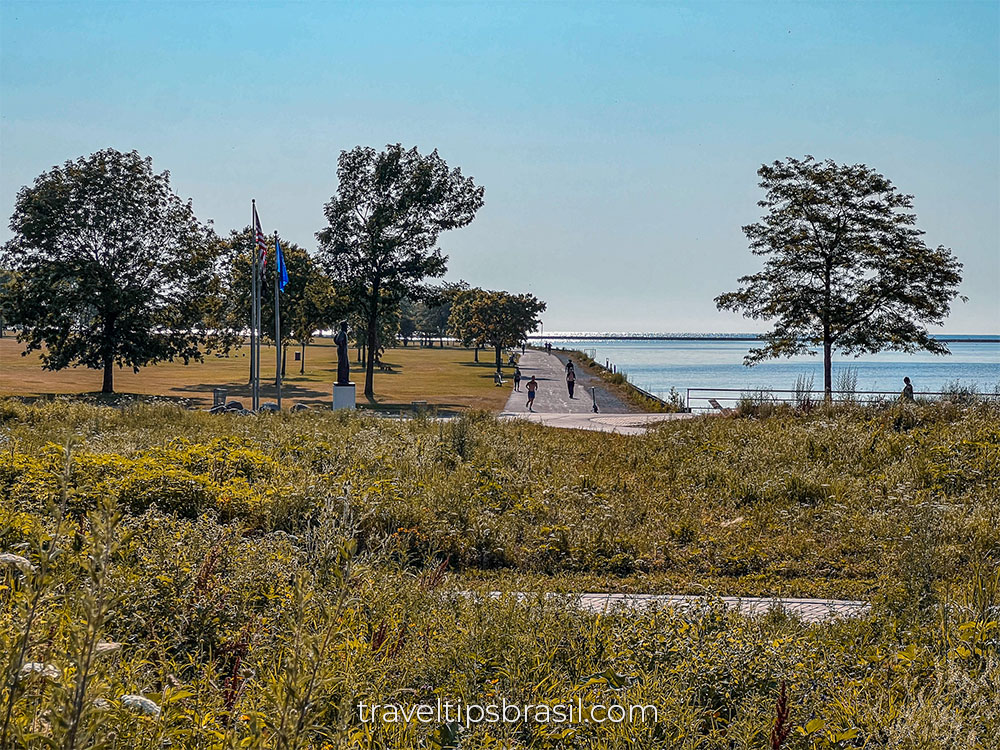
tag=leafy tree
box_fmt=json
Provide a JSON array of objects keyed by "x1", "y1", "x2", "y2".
[
  {"x1": 0, "y1": 264, "x2": 14, "y2": 338},
  {"x1": 448, "y1": 286, "x2": 488, "y2": 361},
  {"x1": 452, "y1": 290, "x2": 545, "y2": 370},
  {"x1": 289, "y1": 263, "x2": 342, "y2": 375},
  {"x1": 219, "y1": 229, "x2": 342, "y2": 380},
  {"x1": 2, "y1": 148, "x2": 222, "y2": 393},
  {"x1": 398, "y1": 298, "x2": 418, "y2": 347},
  {"x1": 418, "y1": 281, "x2": 468, "y2": 347},
  {"x1": 317, "y1": 144, "x2": 484, "y2": 398},
  {"x1": 347, "y1": 303, "x2": 399, "y2": 365},
  {"x1": 716, "y1": 156, "x2": 964, "y2": 398}
]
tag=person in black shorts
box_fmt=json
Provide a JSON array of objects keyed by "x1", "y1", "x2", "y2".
[{"x1": 513, "y1": 367, "x2": 522, "y2": 391}]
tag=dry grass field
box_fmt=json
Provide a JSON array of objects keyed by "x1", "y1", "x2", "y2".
[{"x1": 0, "y1": 336, "x2": 511, "y2": 412}]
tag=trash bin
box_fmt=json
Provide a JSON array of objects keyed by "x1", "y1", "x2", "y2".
[{"x1": 212, "y1": 388, "x2": 228, "y2": 407}]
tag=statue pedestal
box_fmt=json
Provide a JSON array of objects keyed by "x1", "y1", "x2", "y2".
[{"x1": 333, "y1": 383, "x2": 356, "y2": 411}]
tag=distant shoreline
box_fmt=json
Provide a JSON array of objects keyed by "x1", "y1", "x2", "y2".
[{"x1": 528, "y1": 334, "x2": 1000, "y2": 343}]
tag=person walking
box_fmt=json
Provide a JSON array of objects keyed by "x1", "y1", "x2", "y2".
[
  {"x1": 513, "y1": 366, "x2": 522, "y2": 391},
  {"x1": 566, "y1": 362, "x2": 576, "y2": 398},
  {"x1": 526, "y1": 376, "x2": 538, "y2": 411},
  {"x1": 901, "y1": 376, "x2": 915, "y2": 402}
]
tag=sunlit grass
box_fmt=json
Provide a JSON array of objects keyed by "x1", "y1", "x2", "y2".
[{"x1": 1, "y1": 399, "x2": 998, "y2": 747}]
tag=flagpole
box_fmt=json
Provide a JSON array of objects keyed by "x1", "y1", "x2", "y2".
[
  {"x1": 251, "y1": 200, "x2": 258, "y2": 411},
  {"x1": 274, "y1": 231, "x2": 282, "y2": 409},
  {"x1": 256, "y1": 242, "x2": 262, "y2": 410}
]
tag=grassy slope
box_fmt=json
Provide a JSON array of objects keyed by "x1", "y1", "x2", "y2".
[
  {"x1": 1, "y1": 401, "x2": 998, "y2": 748},
  {"x1": 0, "y1": 338, "x2": 512, "y2": 412},
  {"x1": 3, "y1": 399, "x2": 997, "y2": 600}
]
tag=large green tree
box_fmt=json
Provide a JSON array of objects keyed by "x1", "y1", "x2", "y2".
[
  {"x1": 448, "y1": 286, "x2": 488, "y2": 361},
  {"x1": 317, "y1": 144, "x2": 484, "y2": 398},
  {"x1": 451, "y1": 290, "x2": 545, "y2": 370},
  {"x1": 716, "y1": 156, "x2": 964, "y2": 398},
  {"x1": 2, "y1": 149, "x2": 223, "y2": 393}
]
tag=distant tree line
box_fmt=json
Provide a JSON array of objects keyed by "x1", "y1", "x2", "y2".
[{"x1": 0, "y1": 146, "x2": 545, "y2": 397}]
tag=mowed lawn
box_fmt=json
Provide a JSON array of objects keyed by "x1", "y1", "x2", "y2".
[{"x1": 0, "y1": 337, "x2": 512, "y2": 412}]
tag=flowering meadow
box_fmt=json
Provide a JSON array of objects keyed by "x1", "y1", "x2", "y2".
[{"x1": 1, "y1": 399, "x2": 998, "y2": 748}]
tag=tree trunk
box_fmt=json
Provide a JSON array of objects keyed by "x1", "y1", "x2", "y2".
[
  {"x1": 474, "y1": 345, "x2": 479, "y2": 363},
  {"x1": 102, "y1": 357, "x2": 114, "y2": 394},
  {"x1": 823, "y1": 338, "x2": 833, "y2": 401},
  {"x1": 365, "y1": 297, "x2": 379, "y2": 399},
  {"x1": 823, "y1": 257, "x2": 833, "y2": 401},
  {"x1": 300, "y1": 341, "x2": 306, "y2": 374},
  {"x1": 494, "y1": 344, "x2": 502, "y2": 371}
]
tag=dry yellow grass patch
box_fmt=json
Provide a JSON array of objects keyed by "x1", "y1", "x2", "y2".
[{"x1": 0, "y1": 337, "x2": 512, "y2": 412}]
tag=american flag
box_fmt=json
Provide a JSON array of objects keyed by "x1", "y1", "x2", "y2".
[{"x1": 253, "y1": 203, "x2": 267, "y2": 275}]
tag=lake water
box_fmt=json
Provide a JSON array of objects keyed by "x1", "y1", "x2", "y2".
[{"x1": 543, "y1": 335, "x2": 1000, "y2": 405}]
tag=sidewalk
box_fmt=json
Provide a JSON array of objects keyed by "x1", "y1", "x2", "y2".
[
  {"x1": 504, "y1": 349, "x2": 631, "y2": 415},
  {"x1": 499, "y1": 411, "x2": 693, "y2": 435},
  {"x1": 472, "y1": 592, "x2": 869, "y2": 624},
  {"x1": 501, "y1": 350, "x2": 694, "y2": 433}
]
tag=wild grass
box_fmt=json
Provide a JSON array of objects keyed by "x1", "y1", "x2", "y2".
[{"x1": 1, "y1": 399, "x2": 999, "y2": 747}]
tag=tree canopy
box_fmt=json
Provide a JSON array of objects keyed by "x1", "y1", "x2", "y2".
[
  {"x1": 449, "y1": 289, "x2": 545, "y2": 369},
  {"x1": 2, "y1": 148, "x2": 222, "y2": 393},
  {"x1": 716, "y1": 156, "x2": 964, "y2": 397},
  {"x1": 216, "y1": 229, "x2": 344, "y2": 378},
  {"x1": 316, "y1": 144, "x2": 484, "y2": 398}
]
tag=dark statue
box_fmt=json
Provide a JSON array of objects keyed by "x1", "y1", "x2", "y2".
[{"x1": 334, "y1": 321, "x2": 350, "y2": 386}]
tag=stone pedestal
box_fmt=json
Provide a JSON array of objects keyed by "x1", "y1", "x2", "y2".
[{"x1": 333, "y1": 383, "x2": 356, "y2": 411}]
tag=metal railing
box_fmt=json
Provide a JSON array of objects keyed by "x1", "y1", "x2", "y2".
[{"x1": 685, "y1": 387, "x2": 1000, "y2": 412}]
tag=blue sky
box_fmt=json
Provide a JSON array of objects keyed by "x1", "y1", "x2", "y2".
[{"x1": 1, "y1": 0, "x2": 997, "y2": 333}]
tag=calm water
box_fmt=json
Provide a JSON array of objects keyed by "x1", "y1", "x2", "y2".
[{"x1": 545, "y1": 335, "x2": 1000, "y2": 403}]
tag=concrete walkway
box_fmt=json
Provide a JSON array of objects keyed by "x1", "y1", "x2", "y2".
[
  {"x1": 499, "y1": 411, "x2": 694, "y2": 435},
  {"x1": 504, "y1": 349, "x2": 631, "y2": 415},
  {"x1": 501, "y1": 350, "x2": 694, "y2": 434},
  {"x1": 478, "y1": 592, "x2": 869, "y2": 624}
]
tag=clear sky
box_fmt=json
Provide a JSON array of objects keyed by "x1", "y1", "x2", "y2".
[{"x1": 1, "y1": 0, "x2": 997, "y2": 333}]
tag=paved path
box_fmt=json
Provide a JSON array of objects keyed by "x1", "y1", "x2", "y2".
[
  {"x1": 499, "y1": 411, "x2": 694, "y2": 435},
  {"x1": 479, "y1": 592, "x2": 869, "y2": 624},
  {"x1": 504, "y1": 349, "x2": 632, "y2": 415},
  {"x1": 501, "y1": 349, "x2": 695, "y2": 434}
]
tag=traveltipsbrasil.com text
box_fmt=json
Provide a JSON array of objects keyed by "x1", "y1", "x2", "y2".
[{"x1": 358, "y1": 698, "x2": 658, "y2": 726}]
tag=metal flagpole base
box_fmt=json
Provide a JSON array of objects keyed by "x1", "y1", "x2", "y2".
[{"x1": 333, "y1": 383, "x2": 356, "y2": 411}]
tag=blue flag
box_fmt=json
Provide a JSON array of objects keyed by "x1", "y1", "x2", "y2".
[{"x1": 276, "y1": 236, "x2": 289, "y2": 292}]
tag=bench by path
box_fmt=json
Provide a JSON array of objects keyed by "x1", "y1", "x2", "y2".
[{"x1": 474, "y1": 592, "x2": 870, "y2": 624}]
